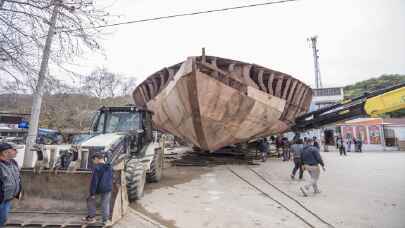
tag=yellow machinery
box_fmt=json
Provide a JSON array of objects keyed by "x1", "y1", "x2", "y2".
[
  {"x1": 364, "y1": 86, "x2": 405, "y2": 116},
  {"x1": 293, "y1": 83, "x2": 405, "y2": 131}
]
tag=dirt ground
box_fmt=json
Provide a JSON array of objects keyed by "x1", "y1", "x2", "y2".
[{"x1": 127, "y1": 148, "x2": 405, "y2": 228}]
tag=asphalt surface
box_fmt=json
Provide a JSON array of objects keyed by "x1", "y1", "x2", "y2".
[{"x1": 131, "y1": 150, "x2": 405, "y2": 228}]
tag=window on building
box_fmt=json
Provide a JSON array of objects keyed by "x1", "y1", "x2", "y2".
[{"x1": 313, "y1": 88, "x2": 342, "y2": 97}]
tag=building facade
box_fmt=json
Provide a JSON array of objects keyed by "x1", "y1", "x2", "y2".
[{"x1": 337, "y1": 118, "x2": 405, "y2": 151}]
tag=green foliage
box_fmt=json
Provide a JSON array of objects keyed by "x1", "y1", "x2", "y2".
[
  {"x1": 344, "y1": 74, "x2": 405, "y2": 98},
  {"x1": 344, "y1": 74, "x2": 405, "y2": 117}
]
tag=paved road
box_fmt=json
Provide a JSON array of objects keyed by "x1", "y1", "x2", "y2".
[{"x1": 133, "y1": 151, "x2": 405, "y2": 228}]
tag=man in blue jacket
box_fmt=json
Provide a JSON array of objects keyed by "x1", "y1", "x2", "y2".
[
  {"x1": 299, "y1": 141, "x2": 326, "y2": 197},
  {"x1": 82, "y1": 153, "x2": 113, "y2": 226},
  {"x1": 0, "y1": 143, "x2": 22, "y2": 226}
]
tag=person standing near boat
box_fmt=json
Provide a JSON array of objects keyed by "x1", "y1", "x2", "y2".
[{"x1": 290, "y1": 138, "x2": 304, "y2": 180}]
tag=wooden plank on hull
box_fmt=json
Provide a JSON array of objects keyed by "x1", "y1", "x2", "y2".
[{"x1": 187, "y1": 63, "x2": 209, "y2": 150}]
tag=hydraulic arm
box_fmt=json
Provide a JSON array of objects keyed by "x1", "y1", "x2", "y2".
[{"x1": 292, "y1": 83, "x2": 405, "y2": 131}]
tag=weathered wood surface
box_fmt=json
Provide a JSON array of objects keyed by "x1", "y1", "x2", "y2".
[{"x1": 133, "y1": 56, "x2": 312, "y2": 151}]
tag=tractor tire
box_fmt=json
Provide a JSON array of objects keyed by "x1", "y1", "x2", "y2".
[
  {"x1": 146, "y1": 149, "x2": 163, "y2": 183},
  {"x1": 125, "y1": 159, "x2": 146, "y2": 202}
]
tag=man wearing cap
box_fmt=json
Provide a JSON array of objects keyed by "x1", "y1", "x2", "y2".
[
  {"x1": 82, "y1": 152, "x2": 113, "y2": 226},
  {"x1": 0, "y1": 143, "x2": 22, "y2": 226}
]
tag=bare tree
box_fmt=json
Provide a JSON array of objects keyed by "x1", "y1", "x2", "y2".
[
  {"x1": 81, "y1": 67, "x2": 123, "y2": 99},
  {"x1": 120, "y1": 77, "x2": 137, "y2": 97},
  {"x1": 0, "y1": 0, "x2": 113, "y2": 166},
  {"x1": 0, "y1": 0, "x2": 111, "y2": 81}
]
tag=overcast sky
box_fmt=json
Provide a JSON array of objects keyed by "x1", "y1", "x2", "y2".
[{"x1": 80, "y1": 0, "x2": 405, "y2": 88}]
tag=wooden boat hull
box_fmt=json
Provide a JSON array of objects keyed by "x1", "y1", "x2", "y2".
[{"x1": 133, "y1": 56, "x2": 312, "y2": 151}]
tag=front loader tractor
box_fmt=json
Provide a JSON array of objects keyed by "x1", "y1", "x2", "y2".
[{"x1": 8, "y1": 105, "x2": 165, "y2": 227}]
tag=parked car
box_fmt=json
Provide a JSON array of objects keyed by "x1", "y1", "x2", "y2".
[{"x1": 37, "y1": 128, "x2": 64, "y2": 145}]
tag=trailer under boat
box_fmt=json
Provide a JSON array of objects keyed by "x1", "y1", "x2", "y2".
[{"x1": 133, "y1": 55, "x2": 313, "y2": 151}]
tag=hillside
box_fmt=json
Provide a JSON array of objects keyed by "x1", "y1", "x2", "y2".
[
  {"x1": 344, "y1": 74, "x2": 405, "y2": 98},
  {"x1": 344, "y1": 74, "x2": 405, "y2": 117},
  {"x1": 0, "y1": 93, "x2": 133, "y2": 131}
]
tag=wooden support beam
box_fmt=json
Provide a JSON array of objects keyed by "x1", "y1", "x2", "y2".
[
  {"x1": 257, "y1": 69, "x2": 266, "y2": 92},
  {"x1": 267, "y1": 72, "x2": 275, "y2": 95},
  {"x1": 291, "y1": 83, "x2": 303, "y2": 105},
  {"x1": 286, "y1": 80, "x2": 298, "y2": 102},
  {"x1": 242, "y1": 65, "x2": 259, "y2": 89},
  {"x1": 282, "y1": 78, "x2": 292, "y2": 99},
  {"x1": 275, "y1": 77, "x2": 283, "y2": 97},
  {"x1": 228, "y1": 63, "x2": 235, "y2": 72},
  {"x1": 139, "y1": 85, "x2": 149, "y2": 102},
  {"x1": 145, "y1": 81, "x2": 153, "y2": 98},
  {"x1": 199, "y1": 61, "x2": 227, "y2": 76},
  {"x1": 158, "y1": 72, "x2": 166, "y2": 91},
  {"x1": 167, "y1": 68, "x2": 175, "y2": 81}
]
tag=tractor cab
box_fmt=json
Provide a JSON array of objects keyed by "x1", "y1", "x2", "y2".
[{"x1": 88, "y1": 106, "x2": 153, "y2": 154}]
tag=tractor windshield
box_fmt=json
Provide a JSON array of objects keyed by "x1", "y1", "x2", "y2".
[{"x1": 93, "y1": 111, "x2": 141, "y2": 133}]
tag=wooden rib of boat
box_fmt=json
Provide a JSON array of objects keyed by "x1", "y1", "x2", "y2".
[{"x1": 133, "y1": 55, "x2": 312, "y2": 151}]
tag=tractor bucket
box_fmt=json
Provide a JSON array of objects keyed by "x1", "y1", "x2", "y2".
[{"x1": 7, "y1": 169, "x2": 128, "y2": 227}]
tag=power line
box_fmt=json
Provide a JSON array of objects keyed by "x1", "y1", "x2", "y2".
[
  {"x1": 61, "y1": 0, "x2": 300, "y2": 32},
  {"x1": 6, "y1": 0, "x2": 301, "y2": 50}
]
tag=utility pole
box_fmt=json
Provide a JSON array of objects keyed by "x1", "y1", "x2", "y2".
[
  {"x1": 308, "y1": 36, "x2": 322, "y2": 89},
  {"x1": 24, "y1": 0, "x2": 61, "y2": 168}
]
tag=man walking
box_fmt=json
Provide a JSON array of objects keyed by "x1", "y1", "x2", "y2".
[
  {"x1": 281, "y1": 137, "x2": 290, "y2": 161},
  {"x1": 0, "y1": 143, "x2": 22, "y2": 226},
  {"x1": 312, "y1": 136, "x2": 320, "y2": 149},
  {"x1": 300, "y1": 143, "x2": 326, "y2": 196},
  {"x1": 337, "y1": 137, "x2": 346, "y2": 156},
  {"x1": 346, "y1": 137, "x2": 352, "y2": 152},
  {"x1": 290, "y1": 138, "x2": 304, "y2": 180},
  {"x1": 257, "y1": 138, "x2": 269, "y2": 162},
  {"x1": 82, "y1": 153, "x2": 113, "y2": 226}
]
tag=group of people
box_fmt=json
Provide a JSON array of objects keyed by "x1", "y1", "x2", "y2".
[
  {"x1": 0, "y1": 142, "x2": 113, "y2": 226},
  {"x1": 336, "y1": 136, "x2": 363, "y2": 156},
  {"x1": 257, "y1": 136, "x2": 325, "y2": 197}
]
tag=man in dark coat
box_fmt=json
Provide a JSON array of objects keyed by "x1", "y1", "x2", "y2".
[
  {"x1": 82, "y1": 153, "x2": 113, "y2": 226},
  {"x1": 299, "y1": 143, "x2": 326, "y2": 196},
  {"x1": 0, "y1": 143, "x2": 22, "y2": 226}
]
